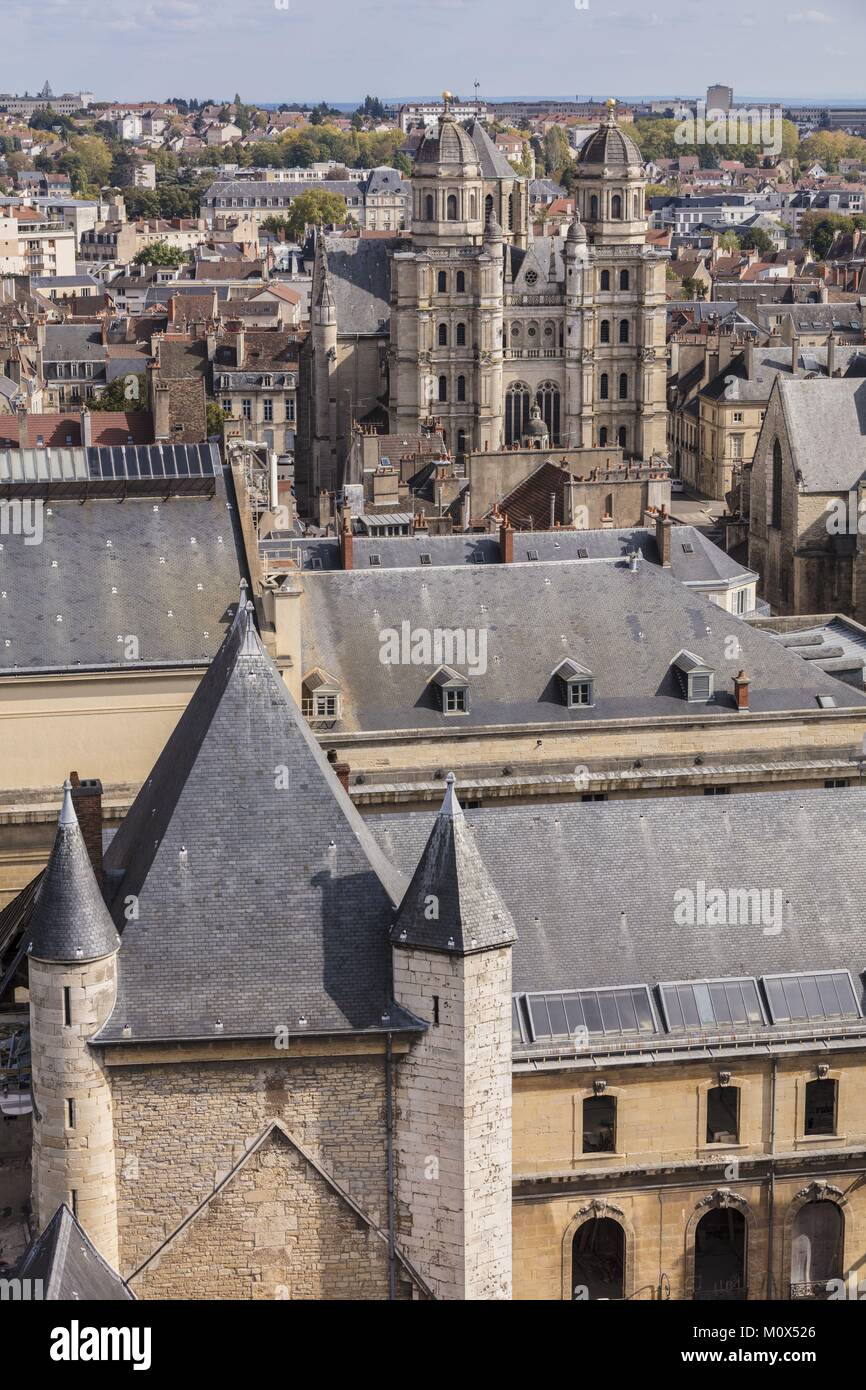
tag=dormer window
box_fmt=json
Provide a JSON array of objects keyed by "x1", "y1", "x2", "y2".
[
  {"x1": 430, "y1": 665, "x2": 469, "y2": 715},
  {"x1": 302, "y1": 669, "x2": 342, "y2": 722},
  {"x1": 553, "y1": 658, "x2": 594, "y2": 708},
  {"x1": 672, "y1": 650, "x2": 714, "y2": 703}
]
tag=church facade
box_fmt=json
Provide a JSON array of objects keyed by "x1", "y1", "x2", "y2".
[{"x1": 300, "y1": 102, "x2": 668, "y2": 516}]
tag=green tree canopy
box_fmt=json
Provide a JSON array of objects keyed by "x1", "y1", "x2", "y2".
[{"x1": 132, "y1": 239, "x2": 189, "y2": 267}]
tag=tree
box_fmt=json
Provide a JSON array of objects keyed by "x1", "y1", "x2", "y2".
[
  {"x1": 206, "y1": 400, "x2": 226, "y2": 436},
  {"x1": 132, "y1": 240, "x2": 189, "y2": 268},
  {"x1": 718, "y1": 229, "x2": 741, "y2": 253},
  {"x1": 89, "y1": 374, "x2": 147, "y2": 412},
  {"x1": 738, "y1": 227, "x2": 774, "y2": 257},
  {"x1": 541, "y1": 125, "x2": 571, "y2": 177},
  {"x1": 800, "y1": 211, "x2": 855, "y2": 259},
  {"x1": 282, "y1": 188, "x2": 347, "y2": 240},
  {"x1": 58, "y1": 133, "x2": 113, "y2": 193}
]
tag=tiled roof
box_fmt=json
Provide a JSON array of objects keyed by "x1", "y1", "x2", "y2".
[{"x1": 15, "y1": 1205, "x2": 133, "y2": 1300}]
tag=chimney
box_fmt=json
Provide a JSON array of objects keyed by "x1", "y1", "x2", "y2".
[
  {"x1": 732, "y1": 669, "x2": 750, "y2": 712},
  {"x1": 791, "y1": 331, "x2": 799, "y2": 374},
  {"x1": 326, "y1": 749, "x2": 350, "y2": 792},
  {"x1": 340, "y1": 507, "x2": 353, "y2": 570},
  {"x1": 235, "y1": 327, "x2": 245, "y2": 368},
  {"x1": 153, "y1": 383, "x2": 171, "y2": 441},
  {"x1": 656, "y1": 505, "x2": 672, "y2": 567},
  {"x1": 743, "y1": 336, "x2": 754, "y2": 378},
  {"x1": 68, "y1": 771, "x2": 104, "y2": 887},
  {"x1": 499, "y1": 515, "x2": 514, "y2": 564},
  {"x1": 827, "y1": 330, "x2": 836, "y2": 379},
  {"x1": 80, "y1": 409, "x2": 92, "y2": 447}
]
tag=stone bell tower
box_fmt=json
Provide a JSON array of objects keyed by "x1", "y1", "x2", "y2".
[
  {"x1": 28, "y1": 781, "x2": 120, "y2": 1266},
  {"x1": 390, "y1": 774, "x2": 516, "y2": 1300}
]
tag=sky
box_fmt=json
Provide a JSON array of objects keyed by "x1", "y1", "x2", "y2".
[{"x1": 3, "y1": 0, "x2": 865, "y2": 105}]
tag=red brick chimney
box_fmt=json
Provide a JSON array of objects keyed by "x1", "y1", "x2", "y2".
[
  {"x1": 656, "y1": 505, "x2": 672, "y2": 568},
  {"x1": 499, "y1": 514, "x2": 514, "y2": 564},
  {"x1": 69, "y1": 771, "x2": 104, "y2": 886},
  {"x1": 732, "y1": 670, "x2": 750, "y2": 712},
  {"x1": 340, "y1": 507, "x2": 353, "y2": 570}
]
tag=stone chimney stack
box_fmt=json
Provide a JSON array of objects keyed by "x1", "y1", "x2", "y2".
[
  {"x1": 733, "y1": 669, "x2": 751, "y2": 711},
  {"x1": 68, "y1": 772, "x2": 104, "y2": 887},
  {"x1": 827, "y1": 330, "x2": 837, "y2": 379},
  {"x1": 340, "y1": 507, "x2": 353, "y2": 570},
  {"x1": 153, "y1": 383, "x2": 171, "y2": 442},
  {"x1": 656, "y1": 506, "x2": 672, "y2": 567},
  {"x1": 499, "y1": 514, "x2": 513, "y2": 564},
  {"x1": 79, "y1": 409, "x2": 93, "y2": 448}
]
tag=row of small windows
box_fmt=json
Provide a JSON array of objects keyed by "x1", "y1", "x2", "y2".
[
  {"x1": 598, "y1": 426, "x2": 629, "y2": 450},
  {"x1": 599, "y1": 269, "x2": 630, "y2": 291},
  {"x1": 424, "y1": 192, "x2": 478, "y2": 221},
  {"x1": 586, "y1": 192, "x2": 642, "y2": 221},
  {"x1": 599, "y1": 373, "x2": 631, "y2": 401},
  {"x1": 437, "y1": 323, "x2": 467, "y2": 346},
  {"x1": 436, "y1": 375, "x2": 467, "y2": 402},
  {"x1": 437, "y1": 270, "x2": 466, "y2": 293},
  {"x1": 599, "y1": 319, "x2": 631, "y2": 344}
]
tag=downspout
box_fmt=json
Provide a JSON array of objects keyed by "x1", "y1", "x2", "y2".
[
  {"x1": 767, "y1": 1057, "x2": 778, "y2": 1300},
  {"x1": 386, "y1": 1032, "x2": 396, "y2": 1301}
]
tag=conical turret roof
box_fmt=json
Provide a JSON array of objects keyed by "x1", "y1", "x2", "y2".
[{"x1": 26, "y1": 782, "x2": 119, "y2": 964}]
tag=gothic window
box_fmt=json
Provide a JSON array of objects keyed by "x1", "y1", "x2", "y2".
[
  {"x1": 438, "y1": 374, "x2": 447, "y2": 402},
  {"x1": 505, "y1": 381, "x2": 531, "y2": 445},
  {"x1": 508, "y1": 194, "x2": 514, "y2": 230},
  {"x1": 437, "y1": 270, "x2": 447, "y2": 292},
  {"x1": 456, "y1": 322, "x2": 466, "y2": 346},
  {"x1": 620, "y1": 269, "x2": 630, "y2": 291},
  {"x1": 600, "y1": 319, "x2": 610, "y2": 344},
  {"x1": 425, "y1": 194, "x2": 435, "y2": 221},
  {"x1": 600, "y1": 372, "x2": 609, "y2": 400},
  {"x1": 438, "y1": 323, "x2": 448, "y2": 346},
  {"x1": 600, "y1": 270, "x2": 610, "y2": 291},
  {"x1": 536, "y1": 380, "x2": 561, "y2": 442},
  {"x1": 618, "y1": 425, "x2": 628, "y2": 450},
  {"x1": 770, "y1": 438, "x2": 783, "y2": 528},
  {"x1": 612, "y1": 193, "x2": 623, "y2": 219},
  {"x1": 485, "y1": 193, "x2": 494, "y2": 222},
  {"x1": 619, "y1": 319, "x2": 630, "y2": 344},
  {"x1": 590, "y1": 194, "x2": 599, "y2": 220},
  {"x1": 619, "y1": 373, "x2": 628, "y2": 400},
  {"x1": 456, "y1": 271, "x2": 465, "y2": 292},
  {"x1": 446, "y1": 193, "x2": 458, "y2": 221},
  {"x1": 457, "y1": 375, "x2": 466, "y2": 402},
  {"x1": 599, "y1": 427, "x2": 608, "y2": 446}
]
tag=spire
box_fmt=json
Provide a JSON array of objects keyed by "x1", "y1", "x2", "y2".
[
  {"x1": 237, "y1": 600, "x2": 261, "y2": 659},
  {"x1": 391, "y1": 773, "x2": 517, "y2": 955},
  {"x1": 27, "y1": 783, "x2": 119, "y2": 965}
]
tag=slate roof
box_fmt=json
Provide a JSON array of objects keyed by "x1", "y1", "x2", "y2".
[
  {"x1": 577, "y1": 113, "x2": 643, "y2": 169},
  {"x1": 776, "y1": 377, "x2": 866, "y2": 492},
  {"x1": 466, "y1": 118, "x2": 520, "y2": 180},
  {"x1": 701, "y1": 347, "x2": 866, "y2": 404},
  {"x1": 391, "y1": 774, "x2": 517, "y2": 955},
  {"x1": 15, "y1": 1205, "x2": 133, "y2": 1300},
  {"x1": 324, "y1": 235, "x2": 399, "y2": 336},
  {"x1": 26, "y1": 782, "x2": 119, "y2": 964},
  {"x1": 42, "y1": 325, "x2": 106, "y2": 362},
  {"x1": 297, "y1": 557, "x2": 866, "y2": 734},
  {"x1": 373, "y1": 787, "x2": 866, "y2": 1015},
  {"x1": 0, "y1": 466, "x2": 247, "y2": 673},
  {"x1": 95, "y1": 602, "x2": 420, "y2": 1043}
]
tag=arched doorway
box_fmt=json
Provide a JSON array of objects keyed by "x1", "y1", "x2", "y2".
[
  {"x1": 694, "y1": 1208, "x2": 747, "y2": 1300},
  {"x1": 791, "y1": 1202, "x2": 843, "y2": 1299},
  {"x1": 572, "y1": 1218, "x2": 625, "y2": 1301}
]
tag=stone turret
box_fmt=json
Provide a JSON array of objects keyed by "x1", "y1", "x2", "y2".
[
  {"x1": 411, "y1": 92, "x2": 485, "y2": 248},
  {"x1": 391, "y1": 773, "x2": 516, "y2": 1299},
  {"x1": 575, "y1": 98, "x2": 648, "y2": 247},
  {"x1": 28, "y1": 781, "x2": 120, "y2": 1267}
]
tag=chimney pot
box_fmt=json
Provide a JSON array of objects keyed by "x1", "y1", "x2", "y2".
[{"x1": 733, "y1": 669, "x2": 751, "y2": 712}]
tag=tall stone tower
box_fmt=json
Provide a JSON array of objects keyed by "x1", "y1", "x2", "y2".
[
  {"x1": 27, "y1": 781, "x2": 120, "y2": 1266},
  {"x1": 574, "y1": 99, "x2": 668, "y2": 459},
  {"x1": 391, "y1": 774, "x2": 516, "y2": 1300}
]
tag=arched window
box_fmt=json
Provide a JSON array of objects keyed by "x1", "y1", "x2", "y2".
[
  {"x1": 425, "y1": 194, "x2": 434, "y2": 221},
  {"x1": 485, "y1": 193, "x2": 494, "y2": 222},
  {"x1": 600, "y1": 269, "x2": 610, "y2": 291},
  {"x1": 469, "y1": 193, "x2": 477, "y2": 220},
  {"x1": 618, "y1": 373, "x2": 628, "y2": 400},
  {"x1": 590, "y1": 194, "x2": 599, "y2": 220},
  {"x1": 620, "y1": 269, "x2": 630, "y2": 291},
  {"x1": 694, "y1": 1208, "x2": 747, "y2": 1301},
  {"x1": 438, "y1": 323, "x2": 448, "y2": 346},
  {"x1": 457, "y1": 375, "x2": 466, "y2": 402},
  {"x1": 600, "y1": 319, "x2": 610, "y2": 345},
  {"x1": 572, "y1": 1218, "x2": 625, "y2": 1302},
  {"x1": 599, "y1": 372, "x2": 609, "y2": 400},
  {"x1": 456, "y1": 428, "x2": 466, "y2": 455},
  {"x1": 456, "y1": 322, "x2": 466, "y2": 346},
  {"x1": 505, "y1": 381, "x2": 531, "y2": 446},
  {"x1": 437, "y1": 270, "x2": 447, "y2": 293},
  {"x1": 618, "y1": 425, "x2": 628, "y2": 450},
  {"x1": 770, "y1": 438, "x2": 783, "y2": 528},
  {"x1": 791, "y1": 1202, "x2": 843, "y2": 1298},
  {"x1": 446, "y1": 193, "x2": 458, "y2": 221},
  {"x1": 619, "y1": 319, "x2": 630, "y2": 344},
  {"x1": 536, "y1": 380, "x2": 561, "y2": 443},
  {"x1": 599, "y1": 427, "x2": 608, "y2": 446},
  {"x1": 634, "y1": 192, "x2": 641, "y2": 218},
  {"x1": 438, "y1": 374, "x2": 447, "y2": 402},
  {"x1": 456, "y1": 271, "x2": 465, "y2": 293},
  {"x1": 612, "y1": 193, "x2": 622, "y2": 219},
  {"x1": 507, "y1": 193, "x2": 514, "y2": 230}
]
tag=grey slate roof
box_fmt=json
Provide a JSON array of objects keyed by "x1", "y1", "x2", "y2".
[
  {"x1": 27, "y1": 783, "x2": 119, "y2": 964},
  {"x1": 42, "y1": 325, "x2": 106, "y2": 362},
  {"x1": 391, "y1": 773, "x2": 517, "y2": 955},
  {"x1": 0, "y1": 469, "x2": 246, "y2": 673},
  {"x1": 95, "y1": 603, "x2": 420, "y2": 1043},
  {"x1": 324, "y1": 236, "x2": 400, "y2": 336},
  {"x1": 466, "y1": 118, "x2": 521, "y2": 180},
  {"x1": 298, "y1": 557, "x2": 865, "y2": 733},
  {"x1": 373, "y1": 787, "x2": 866, "y2": 1012},
  {"x1": 777, "y1": 377, "x2": 866, "y2": 493},
  {"x1": 15, "y1": 1205, "x2": 133, "y2": 1300}
]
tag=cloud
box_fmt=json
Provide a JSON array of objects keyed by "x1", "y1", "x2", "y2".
[{"x1": 786, "y1": 8, "x2": 834, "y2": 22}]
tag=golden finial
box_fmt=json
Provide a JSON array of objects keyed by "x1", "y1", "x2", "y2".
[
  {"x1": 442, "y1": 90, "x2": 453, "y2": 112},
  {"x1": 606, "y1": 97, "x2": 617, "y2": 109}
]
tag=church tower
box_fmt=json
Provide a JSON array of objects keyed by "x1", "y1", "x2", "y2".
[
  {"x1": 28, "y1": 781, "x2": 120, "y2": 1267},
  {"x1": 391, "y1": 774, "x2": 516, "y2": 1300}
]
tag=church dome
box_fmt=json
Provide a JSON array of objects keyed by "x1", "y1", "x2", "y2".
[
  {"x1": 415, "y1": 115, "x2": 481, "y2": 176},
  {"x1": 566, "y1": 215, "x2": 587, "y2": 243},
  {"x1": 578, "y1": 104, "x2": 643, "y2": 170},
  {"x1": 525, "y1": 404, "x2": 549, "y2": 439}
]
